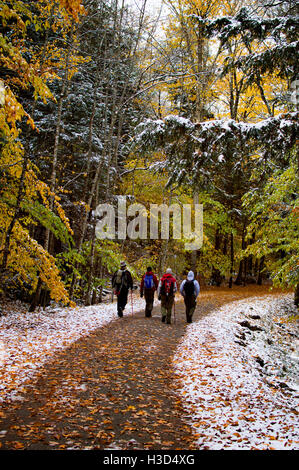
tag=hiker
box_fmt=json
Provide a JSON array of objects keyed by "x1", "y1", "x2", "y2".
[
  {"x1": 140, "y1": 267, "x2": 159, "y2": 317},
  {"x1": 180, "y1": 270, "x2": 200, "y2": 323},
  {"x1": 112, "y1": 261, "x2": 133, "y2": 317},
  {"x1": 157, "y1": 268, "x2": 177, "y2": 324}
]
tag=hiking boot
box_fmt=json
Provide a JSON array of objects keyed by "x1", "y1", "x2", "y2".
[{"x1": 118, "y1": 308, "x2": 123, "y2": 317}]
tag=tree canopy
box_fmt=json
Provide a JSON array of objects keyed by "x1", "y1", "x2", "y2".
[{"x1": 0, "y1": 0, "x2": 298, "y2": 306}]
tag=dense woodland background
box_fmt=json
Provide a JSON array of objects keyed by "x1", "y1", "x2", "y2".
[{"x1": 0, "y1": 0, "x2": 298, "y2": 310}]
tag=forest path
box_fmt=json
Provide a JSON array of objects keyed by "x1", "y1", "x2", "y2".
[{"x1": 0, "y1": 286, "x2": 276, "y2": 450}]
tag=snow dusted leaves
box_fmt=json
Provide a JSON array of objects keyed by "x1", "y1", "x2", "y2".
[
  {"x1": 133, "y1": 112, "x2": 298, "y2": 187},
  {"x1": 173, "y1": 295, "x2": 299, "y2": 450},
  {"x1": 1, "y1": 292, "x2": 297, "y2": 450},
  {"x1": 0, "y1": 341, "x2": 5, "y2": 367},
  {"x1": 207, "y1": 8, "x2": 298, "y2": 82},
  {"x1": 0, "y1": 296, "x2": 151, "y2": 404},
  {"x1": 207, "y1": 8, "x2": 299, "y2": 44},
  {"x1": 134, "y1": 115, "x2": 196, "y2": 152}
]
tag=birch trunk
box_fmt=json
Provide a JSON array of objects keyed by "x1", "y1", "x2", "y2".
[
  {"x1": 44, "y1": 21, "x2": 75, "y2": 253},
  {"x1": 229, "y1": 232, "x2": 234, "y2": 288}
]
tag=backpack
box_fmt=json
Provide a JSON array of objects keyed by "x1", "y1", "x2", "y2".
[
  {"x1": 184, "y1": 279, "x2": 195, "y2": 297},
  {"x1": 144, "y1": 274, "x2": 154, "y2": 290},
  {"x1": 122, "y1": 271, "x2": 129, "y2": 288},
  {"x1": 114, "y1": 269, "x2": 124, "y2": 288},
  {"x1": 160, "y1": 276, "x2": 174, "y2": 296}
]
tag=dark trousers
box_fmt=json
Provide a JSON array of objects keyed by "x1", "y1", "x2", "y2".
[
  {"x1": 184, "y1": 295, "x2": 196, "y2": 323},
  {"x1": 144, "y1": 289, "x2": 155, "y2": 317},
  {"x1": 161, "y1": 294, "x2": 174, "y2": 323},
  {"x1": 117, "y1": 287, "x2": 128, "y2": 317}
]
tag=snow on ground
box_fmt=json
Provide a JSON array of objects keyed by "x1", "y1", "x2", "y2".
[
  {"x1": 173, "y1": 294, "x2": 299, "y2": 450},
  {"x1": 0, "y1": 295, "x2": 155, "y2": 404},
  {"x1": 1, "y1": 291, "x2": 298, "y2": 450}
]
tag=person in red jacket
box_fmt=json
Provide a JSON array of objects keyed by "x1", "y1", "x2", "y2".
[
  {"x1": 157, "y1": 268, "x2": 177, "y2": 324},
  {"x1": 140, "y1": 267, "x2": 159, "y2": 317}
]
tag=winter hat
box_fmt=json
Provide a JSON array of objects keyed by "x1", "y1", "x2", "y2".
[
  {"x1": 166, "y1": 268, "x2": 172, "y2": 274},
  {"x1": 120, "y1": 261, "x2": 126, "y2": 269},
  {"x1": 187, "y1": 271, "x2": 194, "y2": 281}
]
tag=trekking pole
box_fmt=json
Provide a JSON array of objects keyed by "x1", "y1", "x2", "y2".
[
  {"x1": 173, "y1": 297, "x2": 176, "y2": 324},
  {"x1": 131, "y1": 289, "x2": 134, "y2": 316}
]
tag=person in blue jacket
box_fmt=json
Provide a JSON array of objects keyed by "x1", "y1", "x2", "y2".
[
  {"x1": 180, "y1": 271, "x2": 200, "y2": 323},
  {"x1": 140, "y1": 267, "x2": 159, "y2": 317}
]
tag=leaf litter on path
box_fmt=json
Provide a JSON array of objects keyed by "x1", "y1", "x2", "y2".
[
  {"x1": 173, "y1": 294, "x2": 299, "y2": 450},
  {"x1": 0, "y1": 286, "x2": 297, "y2": 450}
]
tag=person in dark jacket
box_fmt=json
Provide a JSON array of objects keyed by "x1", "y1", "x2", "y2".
[
  {"x1": 112, "y1": 261, "x2": 133, "y2": 317},
  {"x1": 140, "y1": 267, "x2": 159, "y2": 317},
  {"x1": 180, "y1": 270, "x2": 200, "y2": 323}
]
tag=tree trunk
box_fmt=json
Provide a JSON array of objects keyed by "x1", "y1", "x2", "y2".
[
  {"x1": 82, "y1": 65, "x2": 99, "y2": 203},
  {"x1": 84, "y1": 186, "x2": 99, "y2": 306},
  {"x1": 257, "y1": 256, "x2": 265, "y2": 285},
  {"x1": 223, "y1": 235, "x2": 228, "y2": 255},
  {"x1": 229, "y1": 232, "x2": 234, "y2": 288},
  {"x1": 211, "y1": 227, "x2": 222, "y2": 286},
  {"x1": 235, "y1": 223, "x2": 247, "y2": 285},
  {"x1": 191, "y1": 192, "x2": 199, "y2": 276},
  {"x1": 294, "y1": 283, "x2": 299, "y2": 306},
  {"x1": 106, "y1": 0, "x2": 147, "y2": 199},
  {"x1": 28, "y1": 278, "x2": 43, "y2": 312},
  {"x1": 30, "y1": 22, "x2": 75, "y2": 311},
  {"x1": 44, "y1": 21, "x2": 74, "y2": 253},
  {"x1": 159, "y1": 190, "x2": 174, "y2": 274},
  {"x1": 85, "y1": 227, "x2": 96, "y2": 306}
]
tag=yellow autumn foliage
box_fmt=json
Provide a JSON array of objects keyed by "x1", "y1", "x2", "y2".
[{"x1": 0, "y1": 0, "x2": 83, "y2": 305}]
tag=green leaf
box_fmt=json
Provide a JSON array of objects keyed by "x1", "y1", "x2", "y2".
[{"x1": 21, "y1": 200, "x2": 74, "y2": 248}]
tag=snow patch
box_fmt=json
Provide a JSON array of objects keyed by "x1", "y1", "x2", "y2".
[
  {"x1": 0, "y1": 340, "x2": 5, "y2": 366},
  {"x1": 173, "y1": 295, "x2": 299, "y2": 450},
  {"x1": 0, "y1": 295, "x2": 157, "y2": 404}
]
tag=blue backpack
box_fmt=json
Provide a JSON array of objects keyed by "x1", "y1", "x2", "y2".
[{"x1": 144, "y1": 274, "x2": 154, "y2": 289}]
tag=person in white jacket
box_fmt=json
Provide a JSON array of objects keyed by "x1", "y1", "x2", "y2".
[{"x1": 180, "y1": 271, "x2": 200, "y2": 323}]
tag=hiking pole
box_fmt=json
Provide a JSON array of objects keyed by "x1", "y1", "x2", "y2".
[
  {"x1": 131, "y1": 289, "x2": 134, "y2": 316},
  {"x1": 173, "y1": 297, "x2": 176, "y2": 324}
]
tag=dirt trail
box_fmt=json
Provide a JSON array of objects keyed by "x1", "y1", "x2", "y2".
[{"x1": 0, "y1": 286, "x2": 281, "y2": 450}]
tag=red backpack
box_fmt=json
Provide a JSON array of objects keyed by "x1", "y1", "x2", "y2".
[{"x1": 160, "y1": 274, "x2": 175, "y2": 296}]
